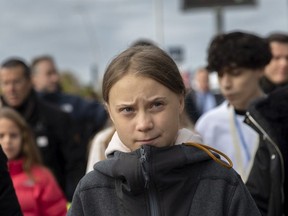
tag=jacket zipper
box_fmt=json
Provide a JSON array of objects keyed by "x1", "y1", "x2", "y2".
[
  {"x1": 140, "y1": 147, "x2": 160, "y2": 216},
  {"x1": 245, "y1": 112, "x2": 285, "y2": 204}
]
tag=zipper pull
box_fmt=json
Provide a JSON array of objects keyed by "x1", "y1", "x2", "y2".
[{"x1": 140, "y1": 147, "x2": 150, "y2": 188}]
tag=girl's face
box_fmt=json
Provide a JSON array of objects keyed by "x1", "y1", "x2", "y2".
[
  {"x1": 106, "y1": 73, "x2": 184, "y2": 151},
  {"x1": 0, "y1": 118, "x2": 22, "y2": 160}
]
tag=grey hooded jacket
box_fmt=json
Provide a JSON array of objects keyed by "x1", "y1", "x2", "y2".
[{"x1": 68, "y1": 143, "x2": 261, "y2": 216}]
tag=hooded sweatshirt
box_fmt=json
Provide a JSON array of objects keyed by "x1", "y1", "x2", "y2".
[{"x1": 68, "y1": 128, "x2": 260, "y2": 216}]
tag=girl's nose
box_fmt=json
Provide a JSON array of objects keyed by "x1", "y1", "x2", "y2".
[{"x1": 135, "y1": 112, "x2": 154, "y2": 132}]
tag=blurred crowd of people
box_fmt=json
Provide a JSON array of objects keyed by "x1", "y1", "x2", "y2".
[{"x1": 1, "y1": 31, "x2": 288, "y2": 216}]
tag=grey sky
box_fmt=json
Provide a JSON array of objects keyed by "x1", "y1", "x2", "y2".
[{"x1": 0, "y1": 0, "x2": 287, "y2": 87}]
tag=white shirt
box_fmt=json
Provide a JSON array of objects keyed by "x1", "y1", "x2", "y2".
[{"x1": 195, "y1": 101, "x2": 259, "y2": 182}]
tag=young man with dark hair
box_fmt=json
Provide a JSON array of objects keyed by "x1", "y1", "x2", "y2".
[{"x1": 195, "y1": 31, "x2": 271, "y2": 181}]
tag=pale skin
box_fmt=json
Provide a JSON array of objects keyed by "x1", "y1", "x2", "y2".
[
  {"x1": 218, "y1": 68, "x2": 264, "y2": 110},
  {"x1": 32, "y1": 59, "x2": 60, "y2": 93},
  {"x1": 106, "y1": 72, "x2": 185, "y2": 151},
  {"x1": 0, "y1": 118, "x2": 22, "y2": 160},
  {"x1": 264, "y1": 41, "x2": 288, "y2": 84},
  {"x1": 0, "y1": 66, "x2": 32, "y2": 107},
  {"x1": 194, "y1": 68, "x2": 210, "y2": 92}
]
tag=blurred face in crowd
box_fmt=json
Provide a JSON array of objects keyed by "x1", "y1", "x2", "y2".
[
  {"x1": 195, "y1": 68, "x2": 210, "y2": 92},
  {"x1": 0, "y1": 66, "x2": 32, "y2": 107},
  {"x1": 32, "y1": 59, "x2": 60, "y2": 93},
  {"x1": 218, "y1": 67, "x2": 263, "y2": 110},
  {"x1": 265, "y1": 41, "x2": 288, "y2": 84},
  {"x1": 0, "y1": 117, "x2": 22, "y2": 160},
  {"x1": 106, "y1": 72, "x2": 184, "y2": 151}
]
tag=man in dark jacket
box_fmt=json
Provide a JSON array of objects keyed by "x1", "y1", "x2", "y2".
[
  {"x1": 245, "y1": 86, "x2": 288, "y2": 216},
  {"x1": 30, "y1": 55, "x2": 108, "y2": 172},
  {"x1": 0, "y1": 145, "x2": 22, "y2": 216},
  {"x1": 0, "y1": 58, "x2": 82, "y2": 201}
]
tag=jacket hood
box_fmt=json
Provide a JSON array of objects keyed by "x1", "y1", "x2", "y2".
[
  {"x1": 104, "y1": 128, "x2": 203, "y2": 157},
  {"x1": 93, "y1": 129, "x2": 227, "y2": 194}
]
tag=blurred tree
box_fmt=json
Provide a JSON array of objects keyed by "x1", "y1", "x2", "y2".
[
  {"x1": 59, "y1": 70, "x2": 81, "y2": 94},
  {"x1": 59, "y1": 70, "x2": 101, "y2": 100}
]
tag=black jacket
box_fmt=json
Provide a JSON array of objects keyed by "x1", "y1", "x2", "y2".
[
  {"x1": 68, "y1": 144, "x2": 260, "y2": 216},
  {"x1": 0, "y1": 146, "x2": 22, "y2": 216},
  {"x1": 38, "y1": 91, "x2": 108, "y2": 142},
  {"x1": 245, "y1": 86, "x2": 288, "y2": 216},
  {"x1": 259, "y1": 76, "x2": 288, "y2": 94},
  {"x1": 37, "y1": 91, "x2": 108, "y2": 173},
  {"x1": 0, "y1": 91, "x2": 82, "y2": 201}
]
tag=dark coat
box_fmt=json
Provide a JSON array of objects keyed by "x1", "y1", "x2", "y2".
[
  {"x1": 0, "y1": 91, "x2": 82, "y2": 201},
  {"x1": 68, "y1": 144, "x2": 261, "y2": 216},
  {"x1": 259, "y1": 76, "x2": 288, "y2": 94},
  {"x1": 0, "y1": 146, "x2": 23, "y2": 216},
  {"x1": 245, "y1": 86, "x2": 288, "y2": 216},
  {"x1": 38, "y1": 91, "x2": 108, "y2": 167}
]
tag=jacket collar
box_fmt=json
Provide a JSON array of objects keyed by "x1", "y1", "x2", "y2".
[
  {"x1": 8, "y1": 159, "x2": 24, "y2": 176},
  {"x1": 94, "y1": 130, "x2": 216, "y2": 194},
  {"x1": 104, "y1": 128, "x2": 203, "y2": 157}
]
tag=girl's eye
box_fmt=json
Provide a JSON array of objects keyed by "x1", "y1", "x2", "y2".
[
  {"x1": 151, "y1": 101, "x2": 165, "y2": 111},
  {"x1": 120, "y1": 107, "x2": 134, "y2": 113},
  {"x1": 10, "y1": 133, "x2": 19, "y2": 139},
  {"x1": 153, "y1": 102, "x2": 163, "y2": 107}
]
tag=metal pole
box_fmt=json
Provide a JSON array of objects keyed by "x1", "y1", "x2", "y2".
[
  {"x1": 215, "y1": 6, "x2": 224, "y2": 34},
  {"x1": 153, "y1": 0, "x2": 164, "y2": 46}
]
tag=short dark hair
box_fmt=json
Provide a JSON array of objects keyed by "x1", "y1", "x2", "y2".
[
  {"x1": 207, "y1": 31, "x2": 272, "y2": 73},
  {"x1": 266, "y1": 32, "x2": 288, "y2": 44},
  {"x1": 1, "y1": 58, "x2": 31, "y2": 79}
]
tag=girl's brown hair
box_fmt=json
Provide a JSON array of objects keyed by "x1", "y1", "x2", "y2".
[
  {"x1": 102, "y1": 45, "x2": 186, "y2": 103},
  {"x1": 0, "y1": 108, "x2": 42, "y2": 173}
]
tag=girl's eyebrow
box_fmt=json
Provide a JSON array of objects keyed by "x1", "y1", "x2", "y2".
[{"x1": 114, "y1": 96, "x2": 168, "y2": 108}]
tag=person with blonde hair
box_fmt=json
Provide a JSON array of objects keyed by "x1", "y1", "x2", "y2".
[
  {"x1": 68, "y1": 45, "x2": 260, "y2": 216},
  {"x1": 0, "y1": 107, "x2": 67, "y2": 216}
]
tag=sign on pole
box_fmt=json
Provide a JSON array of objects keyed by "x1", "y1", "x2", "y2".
[{"x1": 182, "y1": 0, "x2": 257, "y2": 10}]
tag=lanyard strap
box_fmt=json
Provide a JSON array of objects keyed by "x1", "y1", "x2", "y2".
[{"x1": 233, "y1": 111, "x2": 251, "y2": 161}]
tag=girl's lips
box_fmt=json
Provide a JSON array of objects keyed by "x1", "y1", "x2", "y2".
[{"x1": 136, "y1": 136, "x2": 159, "y2": 145}]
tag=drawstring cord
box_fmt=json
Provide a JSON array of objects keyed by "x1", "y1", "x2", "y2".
[{"x1": 184, "y1": 142, "x2": 233, "y2": 169}]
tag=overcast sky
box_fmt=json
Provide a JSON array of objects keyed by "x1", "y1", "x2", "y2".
[{"x1": 0, "y1": 0, "x2": 287, "y2": 87}]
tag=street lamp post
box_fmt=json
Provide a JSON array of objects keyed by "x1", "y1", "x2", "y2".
[
  {"x1": 215, "y1": 6, "x2": 224, "y2": 34},
  {"x1": 153, "y1": 0, "x2": 164, "y2": 46}
]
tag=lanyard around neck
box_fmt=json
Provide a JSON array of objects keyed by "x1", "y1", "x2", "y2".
[
  {"x1": 229, "y1": 105, "x2": 251, "y2": 162},
  {"x1": 233, "y1": 111, "x2": 251, "y2": 161}
]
